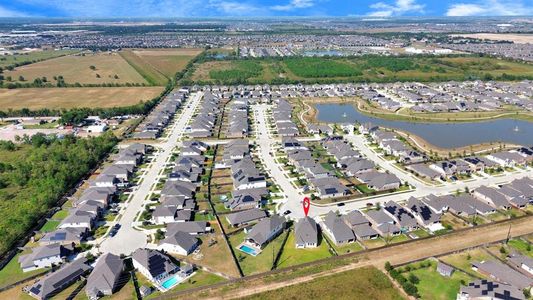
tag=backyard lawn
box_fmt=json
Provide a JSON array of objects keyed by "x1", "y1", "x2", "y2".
[
  {"x1": 0, "y1": 254, "x2": 47, "y2": 288},
  {"x1": 277, "y1": 231, "x2": 333, "y2": 268},
  {"x1": 403, "y1": 260, "x2": 473, "y2": 300},
  {"x1": 230, "y1": 230, "x2": 288, "y2": 276}
]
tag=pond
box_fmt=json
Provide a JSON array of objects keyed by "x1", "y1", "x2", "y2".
[{"x1": 315, "y1": 103, "x2": 533, "y2": 149}]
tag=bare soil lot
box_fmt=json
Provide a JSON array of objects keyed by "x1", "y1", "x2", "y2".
[
  {"x1": 0, "y1": 87, "x2": 164, "y2": 110},
  {"x1": 5, "y1": 52, "x2": 148, "y2": 85}
]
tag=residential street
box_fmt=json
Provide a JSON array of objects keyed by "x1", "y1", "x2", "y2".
[
  {"x1": 253, "y1": 104, "x2": 304, "y2": 218},
  {"x1": 98, "y1": 92, "x2": 203, "y2": 255}
]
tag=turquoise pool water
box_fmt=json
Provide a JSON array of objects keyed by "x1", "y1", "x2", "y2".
[
  {"x1": 161, "y1": 275, "x2": 179, "y2": 290},
  {"x1": 239, "y1": 244, "x2": 259, "y2": 256}
]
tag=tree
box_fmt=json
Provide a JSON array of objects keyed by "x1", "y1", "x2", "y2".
[
  {"x1": 89, "y1": 65, "x2": 96, "y2": 71},
  {"x1": 18, "y1": 75, "x2": 25, "y2": 82},
  {"x1": 408, "y1": 273, "x2": 420, "y2": 284}
]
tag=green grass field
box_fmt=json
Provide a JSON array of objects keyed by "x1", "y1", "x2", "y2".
[
  {"x1": 0, "y1": 253, "x2": 47, "y2": 288},
  {"x1": 402, "y1": 260, "x2": 473, "y2": 300},
  {"x1": 189, "y1": 55, "x2": 533, "y2": 84},
  {"x1": 229, "y1": 230, "x2": 287, "y2": 275},
  {"x1": 242, "y1": 266, "x2": 405, "y2": 300},
  {"x1": 277, "y1": 231, "x2": 333, "y2": 268}
]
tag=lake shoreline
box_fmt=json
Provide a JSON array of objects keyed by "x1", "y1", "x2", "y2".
[{"x1": 300, "y1": 99, "x2": 526, "y2": 156}]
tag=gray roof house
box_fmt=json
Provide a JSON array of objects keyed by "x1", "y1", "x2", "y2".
[
  {"x1": 473, "y1": 186, "x2": 511, "y2": 209},
  {"x1": 344, "y1": 210, "x2": 379, "y2": 240},
  {"x1": 39, "y1": 227, "x2": 87, "y2": 246},
  {"x1": 245, "y1": 215, "x2": 286, "y2": 249},
  {"x1": 384, "y1": 201, "x2": 419, "y2": 231},
  {"x1": 295, "y1": 216, "x2": 319, "y2": 248},
  {"x1": 472, "y1": 260, "x2": 533, "y2": 290},
  {"x1": 85, "y1": 253, "x2": 124, "y2": 300},
  {"x1": 508, "y1": 252, "x2": 533, "y2": 276},
  {"x1": 159, "y1": 231, "x2": 199, "y2": 256},
  {"x1": 365, "y1": 209, "x2": 401, "y2": 236},
  {"x1": 132, "y1": 249, "x2": 179, "y2": 285},
  {"x1": 367, "y1": 173, "x2": 401, "y2": 191},
  {"x1": 166, "y1": 221, "x2": 211, "y2": 236},
  {"x1": 226, "y1": 209, "x2": 268, "y2": 227},
  {"x1": 437, "y1": 262, "x2": 454, "y2": 277},
  {"x1": 322, "y1": 212, "x2": 355, "y2": 245},
  {"x1": 19, "y1": 243, "x2": 70, "y2": 272},
  {"x1": 26, "y1": 258, "x2": 91, "y2": 300},
  {"x1": 458, "y1": 280, "x2": 524, "y2": 300}
]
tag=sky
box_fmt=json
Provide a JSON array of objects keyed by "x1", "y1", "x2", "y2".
[{"x1": 0, "y1": 0, "x2": 531, "y2": 18}]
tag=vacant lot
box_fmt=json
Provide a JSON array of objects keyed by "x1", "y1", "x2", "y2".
[
  {"x1": 0, "y1": 50, "x2": 79, "y2": 68},
  {"x1": 242, "y1": 266, "x2": 404, "y2": 300},
  {"x1": 5, "y1": 52, "x2": 148, "y2": 85},
  {"x1": 0, "y1": 87, "x2": 164, "y2": 110},
  {"x1": 189, "y1": 55, "x2": 533, "y2": 84},
  {"x1": 132, "y1": 48, "x2": 202, "y2": 78}
]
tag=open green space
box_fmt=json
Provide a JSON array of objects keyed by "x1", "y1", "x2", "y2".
[
  {"x1": 188, "y1": 55, "x2": 533, "y2": 85},
  {"x1": 241, "y1": 266, "x2": 405, "y2": 300},
  {"x1": 277, "y1": 231, "x2": 333, "y2": 268},
  {"x1": 400, "y1": 260, "x2": 473, "y2": 300}
]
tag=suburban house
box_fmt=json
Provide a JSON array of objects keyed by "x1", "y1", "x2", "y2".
[
  {"x1": 473, "y1": 186, "x2": 512, "y2": 209},
  {"x1": 166, "y1": 221, "x2": 211, "y2": 236},
  {"x1": 132, "y1": 249, "x2": 180, "y2": 290},
  {"x1": 383, "y1": 201, "x2": 419, "y2": 232},
  {"x1": 404, "y1": 197, "x2": 443, "y2": 231},
  {"x1": 344, "y1": 210, "x2": 379, "y2": 240},
  {"x1": 158, "y1": 231, "x2": 199, "y2": 256},
  {"x1": 26, "y1": 258, "x2": 91, "y2": 300},
  {"x1": 243, "y1": 215, "x2": 286, "y2": 250},
  {"x1": 295, "y1": 216, "x2": 319, "y2": 248},
  {"x1": 85, "y1": 254, "x2": 124, "y2": 300},
  {"x1": 508, "y1": 252, "x2": 533, "y2": 276},
  {"x1": 365, "y1": 209, "x2": 401, "y2": 237},
  {"x1": 39, "y1": 227, "x2": 87, "y2": 246},
  {"x1": 457, "y1": 280, "x2": 524, "y2": 300},
  {"x1": 18, "y1": 243, "x2": 70, "y2": 272},
  {"x1": 321, "y1": 212, "x2": 356, "y2": 245},
  {"x1": 226, "y1": 209, "x2": 268, "y2": 227},
  {"x1": 471, "y1": 260, "x2": 533, "y2": 290}
]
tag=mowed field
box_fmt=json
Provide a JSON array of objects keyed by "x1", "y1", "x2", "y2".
[
  {"x1": 188, "y1": 55, "x2": 533, "y2": 84},
  {"x1": 5, "y1": 52, "x2": 149, "y2": 85},
  {"x1": 0, "y1": 87, "x2": 164, "y2": 109},
  {"x1": 120, "y1": 48, "x2": 202, "y2": 85}
]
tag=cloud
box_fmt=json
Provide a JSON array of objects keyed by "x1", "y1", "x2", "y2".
[
  {"x1": 367, "y1": 0, "x2": 425, "y2": 17},
  {"x1": 271, "y1": 0, "x2": 315, "y2": 11},
  {"x1": 0, "y1": 5, "x2": 29, "y2": 17},
  {"x1": 446, "y1": 0, "x2": 533, "y2": 16},
  {"x1": 208, "y1": 0, "x2": 261, "y2": 15}
]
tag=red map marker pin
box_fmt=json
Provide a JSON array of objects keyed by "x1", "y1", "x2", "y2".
[{"x1": 303, "y1": 197, "x2": 310, "y2": 217}]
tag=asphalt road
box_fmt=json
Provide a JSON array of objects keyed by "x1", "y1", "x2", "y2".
[{"x1": 98, "y1": 92, "x2": 203, "y2": 256}]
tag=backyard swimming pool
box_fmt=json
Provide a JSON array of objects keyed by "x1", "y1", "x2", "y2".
[
  {"x1": 239, "y1": 244, "x2": 259, "y2": 256},
  {"x1": 161, "y1": 275, "x2": 180, "y2": 290}
]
